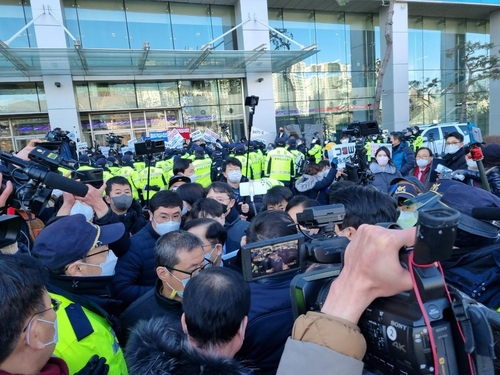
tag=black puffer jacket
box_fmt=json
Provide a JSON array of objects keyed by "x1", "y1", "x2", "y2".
[
  {"x1": 459, "y1": 166, "x2": 500, "y2": 198},
  {"x1": 443, "y1": 147, "x2": 467, "y2": 171},
  {"x1": 125, "y1": 317, "x2": 250, "y2": 375}
]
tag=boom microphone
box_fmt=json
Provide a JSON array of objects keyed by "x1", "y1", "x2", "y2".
[
  {"x1": 471, "y1": 207, "x2": 500, "y2": 221},
  {"x1": 43, "y1": 172, "x2": 89, "y2": 197}
]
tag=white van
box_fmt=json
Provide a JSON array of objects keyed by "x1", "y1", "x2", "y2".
[{"x1": 419, "y1": 123, "x2": 470, "y2": 157}]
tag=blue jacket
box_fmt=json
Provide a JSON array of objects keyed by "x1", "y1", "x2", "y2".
[
  {"x1": 111, "y1": 222, "x2": 160, "y2": 307},
  {"x1": 224, "y1": 208, "x2": 250, "y2": 253},
  {"x1": 235, "y1": 275, "x2": 295, "y2": 375},
  {"x1": 391, "y1": 141, "x2": 415, "y2": 176}
]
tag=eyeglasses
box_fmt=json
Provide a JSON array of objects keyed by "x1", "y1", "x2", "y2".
[
  {"x1": 23, "y1": 298, "x2": 60, "y2": 333},
  {"x1": 83, "y1": 248, "x2": 109, "y2": 260},
  {"x1": 162, "y1": 262, "x2": 210, "y2": 278}
]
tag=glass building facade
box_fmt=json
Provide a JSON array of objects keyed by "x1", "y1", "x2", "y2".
[{"x1": 0, "y1": 0, "x2": 497, "y2": 149}]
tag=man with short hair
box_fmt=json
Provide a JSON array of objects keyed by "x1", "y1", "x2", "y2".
[
  {"x1": 119, "y1": 231, "x2": 207, "y2": 341},
  {"x1": 328, "y1": 185, "x2": 398, "y2": 241},
  {"x1": 184, "y1": 218, "x2": 227, "y2": 267},
  {"x1": 443, "y1": 131, "x2": 467, "y2": 171},
  {"x1": 189, "y1": 198, "x2": 226, "y2": 226},
  {"x1": 94, "y1": 176, "x2": 148, "y2": 239},
  {"x1": 207, "y1": 182, "x2": 250, "y2": 253},
  {"x1": 112, "y1": 190, "x2": 183, "y2": 306},
  {"x1": 389, "y1": 132, "x2": 415, "y2": 176},
  {"x1": 263, "y1": 186, "x2": 293, "y2": 211},
  {"x1": 125, "y1": 267, "x2": 250, "y2": 375},
  {"x1": 173, "y1": 158, "x2": 197, "y2": 183}
]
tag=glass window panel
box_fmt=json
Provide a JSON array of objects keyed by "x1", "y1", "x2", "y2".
[
  {"x1": 134, "y1": 130, "x2": 146, "y2": 141},
  {"x1": 159, "y1": 82, "x2": 180, "y2": 107},
  {"x1": 136, "y1": 82, "x2": 162, "y2": 108},
  {"x1": 409, "y1": 17, "x2": 424, "y2": 72},
  {"x1": 37, "y1": 83, "x2": 47, "y2": 112},
  {"x1": 90, "y1": 113, "x2": 131, "y2": 132},
  {"x1": 0, "y1": 84, "x2": 41, "y2": 113},
  {"x1": 275, "y1": 102, "x2": 290, "y2": 119},
  {"x1": 131, "y1": 112, "x2": 146, "y2": 129},
  {"x1": 93, "y1": 130, "x2": 131, "y2": 147},
  {"x1": 318, "y1": 71, "x2": 350, "y2": 101},
  {"x1": 146, "y1": 111, "x2": 167, "y2": 130},
  {"x1": 220, "y1": 104, "x2": 244, "y2": 131},
  {"x1": 75, "y1": 0, "x2": 129, "y2": 49},
  {"x1": 273, "y1": 72, "x2": 290, "y2": 103},
  {"x1": 268, "y1": 9, "x2": 285, "y2": 32},
  {"x1": 345, "y1": 13, "x2": 375, "y2": 73},
  {"x1": 11, "y1": 117, "x2": 50, "y2": 137},
  {"x1": 170, "y1": 3, "x2": 211, "y2": 50},
  {"x1": 218, "y1": 79, "x2": 241, "y2": 105},
  {"x1": 75, "y1": 83, "x2": 91, "y2": 111},
  {"x1": 0, "y1": 120, "x2": 12, "y2": 140},
  {"x1": 0, "y1": 0, "x2": 30, "y2": 48},
  {"x1": 210, "y1": 6, "x2": 236, "y2": 50},
  {"x1": 16, "y1": 137, "x2": 42, "y2": 151},
  {"x1": 24, "y1": 1, "x2": 37, "y2": 47},
  {"x1": 179, "y1": 80, "x2": 218, "y2": 108},
  {"x1": 315, "y1": 12, "x2": 348, "y2": 66},
  {"x1": 80, "y1": 115, "x2": 91, "y2": 133},
  {"x1": 0, "y1": 138, "x2": 14, "y2": 152},
  {"x1": 63, "y1": 0, "x2": 81, "y2": 47},
  {"x1": 182, "y1": 106, "x2": 220, "y2": 133},
  {"x1": 125, "y1": 1, "x2": 173, "y2": 50},
  {"x1": 89, "y1": 83, "x2": 137, "y2": 110},
  {"x1": 281, "y1": 10, "x2": 316, "y2": 69},
  {"x1": 422, "y1": 18, "x2": 441, "y2": 71}
]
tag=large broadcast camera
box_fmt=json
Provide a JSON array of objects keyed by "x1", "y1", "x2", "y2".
[
  {"x1": 0, "y1": 146, "x2": 88, "y2": 216},
  {"x1": 45, "y1": 128, "x2": 78, "y2": 161},
  {"x1": 342, "y1": 121, "x2": 380, "y2": 185},
  {"x1": 107, "y1": 133, "x2": 124, "y2": 146},
  {"x1": 290, "y1": 205, "x2": 497, "y2": 375}
]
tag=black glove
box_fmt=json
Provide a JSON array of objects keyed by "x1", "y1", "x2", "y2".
[{"x1": 75, "y1": 355, "x2": 109, "y2": 375}]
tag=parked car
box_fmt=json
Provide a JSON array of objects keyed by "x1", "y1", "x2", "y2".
[{"x1": 420, "y1": 123, "x2": 470, "y2": 157}]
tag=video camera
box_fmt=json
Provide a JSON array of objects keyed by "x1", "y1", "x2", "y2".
[
  {"x1": 0, "y1": 146, "x2": 88, "y2": 216},
  {"x1": 134, "y1": 139, "x2": 166, "y2": 156},
  {"x1": 290, "y1": 206, "x2": 497, "y2": 375},
  {"x1": 343, "y1": 120, "x2": 380, "y2": 138},
  {"x1": 107, "y1": 133, "x2": 123, "y2": 146}
]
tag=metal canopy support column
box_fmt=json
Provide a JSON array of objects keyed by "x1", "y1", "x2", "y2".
[
  {"x1": 74, "y1": 40, "x2": 89, "y2": 74},
  {"x1": 138, "y1": 42, "x2": 150, "y2": 75}
]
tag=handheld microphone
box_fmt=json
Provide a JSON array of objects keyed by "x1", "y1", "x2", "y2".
[{"x1": 43, "y1": 172, "x2": 89, "y2": 197}]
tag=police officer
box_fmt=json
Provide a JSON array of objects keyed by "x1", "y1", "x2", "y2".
[
  {"x1": 265, "y1": 137, "x2": 296, "y2": 187},
  {"x1": 234, "y1": 143, "x2": 253, "y2": 179},
  {"x1": 32, "y1": 215, "x2": 128, "y2": 375},
  {"x1": 307, "y1": 137, "x2": 322, "y2": 164},
  {"x1": 249, "y1": 141, "x2": 264, "y2": 180},
  {"x1": 192, "y1": 146, "x2": 212, "y2": 188},
  {"x1": 287, "y1": 138, "x2": 304, "y2": 176},
  {"x1": 133, "y1": 156, "x2": 168, "y2": 203}
]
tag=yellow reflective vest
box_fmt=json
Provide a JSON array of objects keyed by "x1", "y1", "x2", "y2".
[
  {"x1": 192, "y1": 157, "x2": 212, "y2": 188},
  {"x1": 308, "y1": 144, "x2": 322, "y2": 163},
  {"x1": 132, "y1": 166, "x2": 167, "y2": 201},
  {"x1": 265, "y1": 147, "x2": 295, "y2": 182},
  {"x1": 50, "y1": 292, "x2": 128, "y2": 375}
]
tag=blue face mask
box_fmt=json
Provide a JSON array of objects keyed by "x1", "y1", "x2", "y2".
[{"x1": 154, "y1": 219, "x2": 181, "y2": 236}]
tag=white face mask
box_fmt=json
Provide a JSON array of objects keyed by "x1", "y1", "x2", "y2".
[
  {"x1": 154, "y1": 219, "x2": 181, "y2": 236},
  {"x1": 416, "y1": 159, "x2": 429, "y2": 168},
  {"x1": 445, "y1": 144, "x2": 460, "y2": 155},
  {"x1": 189, "y1": 174, "x2": 197, "y2": 183},
  {"x1": 227, "y1": 170, "x2": 243, "y2": 183},
  {"x1": 27, "y1": 317, "x2": 58, "y2": 347},
  {"x1": 70, "y1": 201, "x2": 94, "y2": 222},
  {"x1": 166, "y1": 268, "x2": 189, "y2": 299},
  {"x1": 376, "y1": 156, "x2": 389, "y2": 166},
  {"x1": 466, "y1": 159, "x2": 478, "y2": 170},
  {"x1": 78, "y1": 250, "x2": 118, "y2": 276}
]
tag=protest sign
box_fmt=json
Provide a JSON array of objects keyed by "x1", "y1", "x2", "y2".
[
  {"x1": 190, "y1": 130, "x2": 203, "y2": 141},
  {"x1": 327, "y1": 143, "x2": 356, "y2": 168},
  {"x1": 370, "y1": 143, "x2": 392, "y2": 157}
]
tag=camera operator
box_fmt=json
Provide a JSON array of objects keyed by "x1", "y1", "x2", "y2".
[
  {"x1": 277, "y1": 225, "x2": 415, "y2": 375},
  {"x1": 328, "y1": 185, "x2": 398, "y2": 240}
]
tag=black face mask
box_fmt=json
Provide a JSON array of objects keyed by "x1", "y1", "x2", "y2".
[{"x1": 220, "y1": 204, "x2": 228, "y2": 214}]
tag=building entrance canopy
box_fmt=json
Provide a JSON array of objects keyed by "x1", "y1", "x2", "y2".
[{"x1": 0, "y1": 45, "x2": 318, "y2": 78}]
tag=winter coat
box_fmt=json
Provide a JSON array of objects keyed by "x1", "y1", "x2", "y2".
[
  {"x1": 294, "y1": 168, "x2": 336, "y2": 205},
  {"x1": 369, "y1": 163, "x2": 402, "y2": 194},
  {"x1": 111, "y1": 222, "x2": 160, "y2": 307},
  {"x1": 0, "y1": 358, "x2": 69, "y2": 375},
  {"x1": 391, "y1": 141, "x2": 415, "y2": 176},
  {"x1": 224, "y1": 208, "x2": 250, "y2": 253},
  {"x1": 276, "y1": 312, "x2": 364, "y2": 375},
  {"x1": 125, "y1": 317, "x2": 250, "y2": 375},
  {"x1": 460, "y1": 166, "x2": 500, "y2": 199},
  {"x1": 235, "y1": 274, "x2": 295, "y2": 375},
  {"x1": 443, "y1": 147, "x2": 468, "y2": 171},
  {"x1": 94, "y1": 200, "x2": 148, "y2": 241}
]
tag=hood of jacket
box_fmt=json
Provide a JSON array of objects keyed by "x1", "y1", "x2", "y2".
[
  {"x1": 295, "y1": 173, "x2": 321, "y2": 192},
  {"x1": 370, "y1": 163, "x2": 397, "y2": 175},
  {"x1": 126, "y1": 317, "x2": 249, "y2": 375}
]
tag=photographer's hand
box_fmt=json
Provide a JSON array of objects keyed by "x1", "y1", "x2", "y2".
[
  {"x1": 0, "y1": 173, "x2": 13, "y2": 208},
  {"x1": 16, "y1": 139, "x2": 43, "y2": 161},
  {"x1": 321, "y1": 225, "x2": 415, "y2": 325},
  {"x1": 77, "y1": 183, "x2": 109, "y2": 218}
]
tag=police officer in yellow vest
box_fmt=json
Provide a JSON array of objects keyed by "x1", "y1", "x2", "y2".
[
  {"x1": 191, "y1": 146, "x2": 212, "y2": 188},
  {"x1": 249, "y1": 141, "x2": 264, "y2": 180},
  {"x1": 307, "y1": 137, "x2": 322, "y2": 164},
  {"x1": 233, "y1": 143, "x2": 253, "y2": 180},
  {"x1": 265, "y1": 137, "x2": 296, "y2": 187},
  {"x1": 31, "y1": 215, "x2": 129, "y2": 375},
  {"x1": 132, "y1": 158, "x2": 168, "y2": 203}
]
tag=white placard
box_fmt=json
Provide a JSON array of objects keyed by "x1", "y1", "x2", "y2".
[
  {"x1": 327, "y1": 143, "x2": 356, "y2": 168},
  {"x1": 191, "y1": 130, "x2": 203, "y2": 141}
]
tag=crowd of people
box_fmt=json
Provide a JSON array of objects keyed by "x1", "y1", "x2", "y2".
[{"x1": 0, "y1": 124, "x2": 500, "y2": 375}]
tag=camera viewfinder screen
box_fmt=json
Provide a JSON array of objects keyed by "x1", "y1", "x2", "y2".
[{"x1": 250, "y1": 239, "x2": 299, "y2": 279}]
